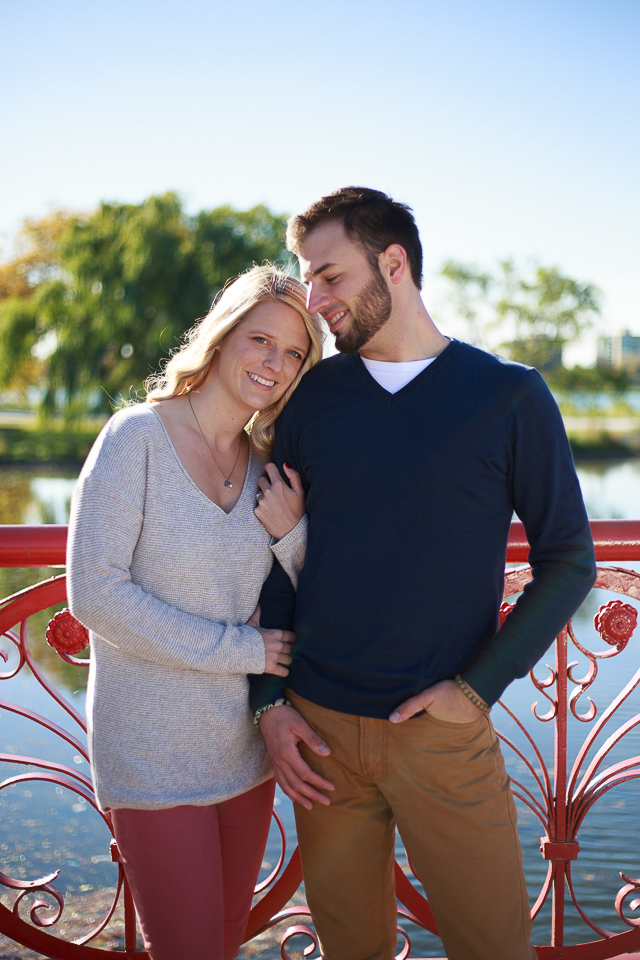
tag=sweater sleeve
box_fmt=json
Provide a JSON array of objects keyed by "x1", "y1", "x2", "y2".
[
  {"x1": 68, "y1": 473, "x2": 266, "y2": 677},
  {"x1": 461, "y1": 371, "x2": 596, "y2": 706}
]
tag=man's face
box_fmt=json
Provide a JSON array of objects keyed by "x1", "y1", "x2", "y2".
[{"x1": 298, "y1": 221, "x2": 392, "y2": 354}]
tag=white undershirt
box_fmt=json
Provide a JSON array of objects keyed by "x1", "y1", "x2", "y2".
[{"x1": 361, "y1": 356, "x2": 436, "y2": 394}]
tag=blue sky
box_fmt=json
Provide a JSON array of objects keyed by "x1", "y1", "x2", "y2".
[{"x1": 1, "y1": 0, "x2": 638, "y2": 360}]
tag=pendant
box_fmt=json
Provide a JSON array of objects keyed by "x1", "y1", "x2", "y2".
[{"x1": 224, "y1": 479, "x2": 233, "y2": 488}]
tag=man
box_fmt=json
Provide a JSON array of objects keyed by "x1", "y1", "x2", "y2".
[{"x1": 251, "y1": 187, "x2": 596, "y2": 960}]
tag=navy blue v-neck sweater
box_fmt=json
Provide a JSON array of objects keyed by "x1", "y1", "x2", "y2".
[{"x1": 250, "y1": 340, "x2": 596, "y2": 716}]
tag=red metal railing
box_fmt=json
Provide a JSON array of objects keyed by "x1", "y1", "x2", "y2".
[{"x1": 1, "y1": 523, "x2": 639, "y2": 960}]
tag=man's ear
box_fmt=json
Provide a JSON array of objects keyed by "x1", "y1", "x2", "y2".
[{"x1": 379, "y1": 244, "x2": 407, "y2": 285}]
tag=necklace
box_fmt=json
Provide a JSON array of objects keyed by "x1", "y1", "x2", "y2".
[{"x1": 188, "y1": 393, "x2": 242, "y2": 488}]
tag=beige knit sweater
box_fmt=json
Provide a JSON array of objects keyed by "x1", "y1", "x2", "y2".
[{"x1": 67, "y1": 403, "x2": 306, "y2": 811}]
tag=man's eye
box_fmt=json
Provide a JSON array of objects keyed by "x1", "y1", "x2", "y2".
[{"x1": 326, "y1": 275, "x2": 339, "y2": 284}]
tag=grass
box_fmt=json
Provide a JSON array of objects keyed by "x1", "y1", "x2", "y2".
[
  {"x1": 567, "y1": 431, "x2": 638, "y2": 460},
  {"x1": 0, "y1": 423, "x2": 103, "y2": 465}
]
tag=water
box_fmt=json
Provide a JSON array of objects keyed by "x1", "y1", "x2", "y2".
[
  {"x1": 552, "y1": 389, "x2": 640, "y2": 414},
  {"x1": 1, "y1": 460, "x2": 640, "y2": 957}
]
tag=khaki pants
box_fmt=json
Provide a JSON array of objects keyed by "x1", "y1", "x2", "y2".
[{"x1": 289, "y1": 691, "x2": 536, "y2": 960}]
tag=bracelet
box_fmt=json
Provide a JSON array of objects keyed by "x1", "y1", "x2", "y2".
[
  {"x1": 253, "y1": 698, "x2": 291, "y2": 726},
  {"x1": 454, "y1": 675, "x2": 490, "y2": 714}
]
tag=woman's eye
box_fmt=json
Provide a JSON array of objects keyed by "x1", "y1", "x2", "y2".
[
  {"x1": 253, "y1": 336, "x2": 268, "y2": 344},
  {"x1": 288, "y1": 350, "x2": 303, "y2": 361},
  {"x1": 326, "y1": 275, "x2": 339, "y2": 284}
]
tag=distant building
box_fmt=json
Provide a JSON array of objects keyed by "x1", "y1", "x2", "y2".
[{"x1": 597, "y1": 329, "x2": 640, "y2": 368}]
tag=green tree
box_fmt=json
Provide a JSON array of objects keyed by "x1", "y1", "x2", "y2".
[
  {"x1": 0, "y1": 210, "x2": 75, "y2": 399},
  {"x1": 0, "y1": 194, "x2": 289, "y2": 419},
  {"x1": 441, "y1": 259, "x2": 601, "y2": 372}
]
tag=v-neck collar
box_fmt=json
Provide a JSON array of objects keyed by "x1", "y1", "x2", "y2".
[
  {"x1": 148, "y1": 405, "x2": 255, "y2": 517},
  {"x1": 347, "y1": 338, "x2": 461, "y2": 405}
]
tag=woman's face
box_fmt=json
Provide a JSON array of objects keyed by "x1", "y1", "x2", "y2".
[{"x1": 214, "y1": 300, "x2": 311, "y2": 413}]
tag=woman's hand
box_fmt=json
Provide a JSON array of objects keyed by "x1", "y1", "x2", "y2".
[
  {"x1": 246, "y1": 604, "x2": 295, "y2": 677},
  {"x1": 254, "y1": 462, "x2": 305, "y2": 541},
  {"x1": 260, "y1": 628, "x2": 294, "y2": 676}
]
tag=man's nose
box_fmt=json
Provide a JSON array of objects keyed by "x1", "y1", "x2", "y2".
[{"x1": 307, "y1": 283, "x2": 330, "y2": 315}]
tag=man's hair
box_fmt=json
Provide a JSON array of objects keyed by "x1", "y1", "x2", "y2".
[{"x1": 286, "y1": 186, "x2": 423, "y2": 289}]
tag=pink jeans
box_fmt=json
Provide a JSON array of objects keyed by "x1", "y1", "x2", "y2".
[{"x1": 110, "y1": 778, "x2": 275, "y2": 960}]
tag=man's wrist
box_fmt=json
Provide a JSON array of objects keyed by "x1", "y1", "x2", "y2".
[
  {"x1": 454, "y1": 674, "x2": 490, "y2": 714},
  {"x1": 253, "y1": 698, "x2": 291, "y2": 726}
]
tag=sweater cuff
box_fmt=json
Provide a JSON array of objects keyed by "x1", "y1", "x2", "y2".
[
  {"x1": 233, "y1": 624, "x2": 267, "y2": 675},
  {"x1": 270, "y1": 514, "x2": 308, "y2": 590}
]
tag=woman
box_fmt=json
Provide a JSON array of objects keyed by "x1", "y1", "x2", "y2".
[{"x1": 67, "y1": 265, "x2": 323, "y2": 960}]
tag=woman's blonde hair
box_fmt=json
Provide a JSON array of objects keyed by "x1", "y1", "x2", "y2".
[{"x1": 145, "y1": 264, "x2": 324, "y2": 457}]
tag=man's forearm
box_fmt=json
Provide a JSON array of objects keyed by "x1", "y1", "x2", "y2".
[
  {"x1": 249, "y1": 557, "x2": 296, "y2": 713},
  {"x1": 463, "y1": 541, "x2": 596, "y2": 706},
  {"x1": 248, "y1": 672, "x2": 289, "y2": 714}
]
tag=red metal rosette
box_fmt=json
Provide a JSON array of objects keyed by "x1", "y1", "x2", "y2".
[
  {"x1": 593, "y1": 599, "x2": 638, "y2": 647},
  {"x1": 499, "y1": 601, "x2": 514, "y2": 627},
  {"x1": 45, "y1": 608, "x2": 90, "y2": 655}
]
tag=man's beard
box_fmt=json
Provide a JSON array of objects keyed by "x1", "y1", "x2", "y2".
[{"x1": 334, "y1": 268, "x2": 392, "y2": 354}]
